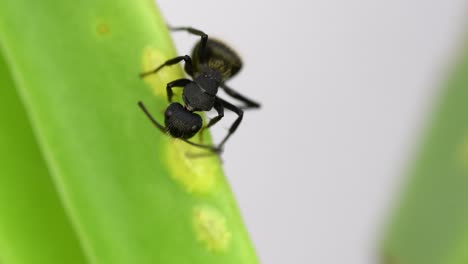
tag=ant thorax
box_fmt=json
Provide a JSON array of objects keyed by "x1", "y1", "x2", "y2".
[
  {"x1": 193, "y1": 68, "x2": 222, "y2": 96},
  {"x1": 183, "y1": 81, "x2": 217, "y2": 112}
]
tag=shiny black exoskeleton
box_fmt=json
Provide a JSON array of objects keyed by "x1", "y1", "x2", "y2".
[{"x1": 138, "y1": 26, "x2": 260, "y2": 153}]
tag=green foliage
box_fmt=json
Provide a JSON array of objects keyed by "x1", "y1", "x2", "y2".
[
  {"x1": 0, "y1": 0, "x2": 257, "y2": 263},
  {"x1": 384, "y1": 41, "x2": 468, "y2": 263}
]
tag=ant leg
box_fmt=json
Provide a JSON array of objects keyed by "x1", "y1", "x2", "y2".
[
  {"x1": 221, "y1": 83, "x2": 261, "y2": 110},
  {"x1": 140, "y1": 55, "x2": 193, "y2": 78},
  {"x1": 214, "y1": 97, "x2": 244, "y2": 150},
  {"x1": 138, "y1": 101, "x2": 220, "y2": 153},
  {"x1": 168, "y1": 26, "x2": 208, "y2": 61},
  {"x1": 204, "y1": 100, "x2": 225, "y2": 129},
  {"x1": 198, "y1": 100, "x2": 224, "y2": 141},
  {"x1": 166, "y1": 78, "x2": 191, "y2": 102},
  {"x1": 180, "y1": 139, "x2": 221, "y2": 153}
]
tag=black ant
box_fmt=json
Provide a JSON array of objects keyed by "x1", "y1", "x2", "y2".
[{"x1": 138, "y1": 26, "x2": 260, "y2": 153}]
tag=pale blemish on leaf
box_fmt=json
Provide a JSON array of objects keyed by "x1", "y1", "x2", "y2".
[
  {"x1": 96, "y1": 22, "x2": 110, "y2": 36},
  {"x1": 381, "y1": 252, "x2": 399, "y2": 264},
  {"x1": 166, "y1": 140, "x2": 222, "y2": 194},
  {"x1": 141, "y1": 46, "x2": 184, "y2": 98},
  {"x1": 193, "y1": 205, "x2": 231, "y2": 252}
]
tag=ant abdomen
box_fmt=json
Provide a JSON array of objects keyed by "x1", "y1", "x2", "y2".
[{"x1": 192, "y1": 38, "x2": 243, "y2": 80}]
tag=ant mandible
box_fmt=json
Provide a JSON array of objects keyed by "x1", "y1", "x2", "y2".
[{"x1": 138, "y1": 26, "x2": 260, "y2": 153}]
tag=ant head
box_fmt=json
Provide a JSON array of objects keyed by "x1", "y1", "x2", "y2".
[{"x1": 165, "y1": 103, "x2": 202, "y2": 139}]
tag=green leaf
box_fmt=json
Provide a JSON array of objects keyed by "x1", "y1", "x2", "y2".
[
  {"x1": 0, "y1": 42, "x2": 87, "y2": 264},
  {"x1": 383, "y1": 40, "x2": 468, "y2": 263},
  {"x1": 0, "y1": 1, "x2": 257, "y2": 263}
]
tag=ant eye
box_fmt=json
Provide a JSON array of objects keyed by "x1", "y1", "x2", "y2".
[
  {"x1": 191, "y1": 125, "x2": 198, "y2": 131},
  {"x1": 166, "y1": 111, "x2": 173, "y2": 117}
]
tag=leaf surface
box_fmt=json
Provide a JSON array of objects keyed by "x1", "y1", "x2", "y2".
[{"x1": 0, "y1": 1, "x2": 257, "y2": 263}]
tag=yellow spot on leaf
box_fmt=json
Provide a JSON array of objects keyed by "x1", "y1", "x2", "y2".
[
  {"x1": 141, "y1": 46, "x2": 184, "y2": 98},
  {"x1": 96, "y1": 22, "x2": 110, "y2": 36},
  {"x1": 381, "y1": 253, "x2": 399, "y2": 264},
  {"x1": 166, "y1": 139, "x2": 222, "y2": 194},
  {"x1": 193, "y1": 205, "x2": 231, "y2": 252}
]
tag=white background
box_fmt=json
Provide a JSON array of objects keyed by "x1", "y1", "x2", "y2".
[{"x1": 157, "y1": 0, "x2": 467, "y2": 263}]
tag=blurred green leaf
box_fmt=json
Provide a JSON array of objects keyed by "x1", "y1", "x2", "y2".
[{"x1": 383, "y1": 40, "x2": 468, "y2": 263}]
